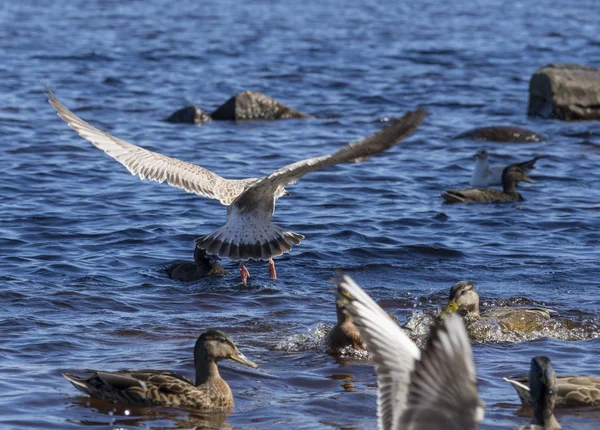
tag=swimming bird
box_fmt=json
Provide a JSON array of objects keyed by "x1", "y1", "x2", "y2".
[
  {"x1": 442, "y1": 162, "x2": 536, "y2": 203},
  {"x1": 63, "y1": 329, "x2": 257, "y2": 410},
  {"x1": 513, "y1": 356, "x2": 562, "y2": 430},
  {"x1": 328, "y1": 283, "x2": 366, "y2": 353},
  {"x1": 440, "y1": 281, "x2": 557, "y2": 340},
  {"x1": 334, "y1": 272, "x2": 484, "y2": 430},
  {"x1": 470, "y1": 148, "x2": 544, "y2": 188},
  {"x1": 504, "y1": 373, "x2": 600, "y2": 409},
  {"x1": 45, "y1": 85, "x2": 426, "y2": 285},
  {"x1": 166, "y1": 246, "x2": 227, "y2": 282}
]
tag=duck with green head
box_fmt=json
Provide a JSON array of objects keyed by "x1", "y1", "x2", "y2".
[
  {"x1": 63, "y1": 329, "x2": 257, "y2": 410},
  {"x1": 514, "y1": 356, "x2": 562, "y2": 430},
  {"x1": 440, "y1": 281, "x2": 557, "y2": 340}
]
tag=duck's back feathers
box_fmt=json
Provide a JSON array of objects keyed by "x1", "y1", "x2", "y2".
[
  {"x1": 441, "y1": 188, "x2": 522, "y2": 203},
  {"x1": 62, "y1": 370, "x2": 225, "y2": 409},
  {"x1": 505, "y1": 374, "x2": 600, "y2": 408}
]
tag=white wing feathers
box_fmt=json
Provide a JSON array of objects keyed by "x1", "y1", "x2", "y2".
[
  {"x1": 335, "y1": 273, "x2": 483, "y2": 430},
  {"x1": 334, "y1": 273, "x2": 421, "y2": 430},
  {"x1": 233, "y1": 109, "x2": 427, "y2": 211},
  {"x1": 44, "y1": 85, "x2": 254, "y2": 206}
]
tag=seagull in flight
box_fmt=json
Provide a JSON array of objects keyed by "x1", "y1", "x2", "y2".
[{"x1": 45, "y1": 84, "x2": 426, "y2": 284}]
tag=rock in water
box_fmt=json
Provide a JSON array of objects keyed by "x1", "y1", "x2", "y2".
[
  {"x1": 528, "y1": 63, "x2": 600, "y2": 120},
  {"x1": 210, "y1": 91, "x2": 309, "y2": 121},
  {"x1": 166, "y1": 106, "x2": 212, "y2": 124},
  {"x1": 454, "y1": 126, "x2": 545, "y2": 142}
]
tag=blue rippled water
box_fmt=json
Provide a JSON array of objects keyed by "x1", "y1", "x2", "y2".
[{"x1": 2, "y1": 0, "x2": 600, "y2": 428}]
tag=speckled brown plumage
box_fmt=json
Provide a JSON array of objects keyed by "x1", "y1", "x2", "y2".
[
  {"x1": 442, "y1": 163, "x2": 536, "y2": 203},
  {"x1": 506, "y1": 374, "x2": 600, "y2": 409},
  {"x1": 63, "y1": 330, "x2": 257, "y2": 410}
]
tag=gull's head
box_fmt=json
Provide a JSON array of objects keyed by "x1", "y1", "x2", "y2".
[{"x1": 473, "y1": 147, "x2": 488, "y2": 160}]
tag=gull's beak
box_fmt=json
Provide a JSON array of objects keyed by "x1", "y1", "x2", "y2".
[
  {"x1": 521, "y1": 175, "x2": 536, "y2": 184},
  {"x1": 440, "y1": 299, "x2": 458, "y2": 319},
  {"x1": 230, "y1": 349, "x2": 258, "y2": 368}
]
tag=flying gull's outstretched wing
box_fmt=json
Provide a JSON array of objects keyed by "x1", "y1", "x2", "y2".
[{"x1": 44, "y1": 84, "x2": 255, "y2": 206}]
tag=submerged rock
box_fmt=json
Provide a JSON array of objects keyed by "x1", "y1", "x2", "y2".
[
  {"x1": 528, "y1": 63, "x2": 600, "y2": 120},
  {"x1": 210, "y1": 91, "x2": 309, "y2": 121},
  {"x1": 166, "y1": 106, "x2": 212, "y2": 124},
  {"x1": 454, "y1": 126, "x2": 545, "y2": 142}
]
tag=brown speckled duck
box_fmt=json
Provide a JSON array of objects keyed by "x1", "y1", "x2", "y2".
[
  {"x1": 440, "y1": 281, "x2": 557, "y2": 340},
  {"x1": 514, "y1": 356, "x2": 562, "y2": 430},
  {"x1": 442, "y1": 163, "x2": 536, "y2": 203},
  {"x1": 63, "y1": 330, "x2": 257, "y2": 410},
  {"x1": 327, "y1": 284, "x2": 365, "y2": 352},
  {"x1": 505, "y1": 372, "x2": 600, "y2": 409},
  {"x1": 166, "y1": 246, "x2": 227, "y2": 282}
]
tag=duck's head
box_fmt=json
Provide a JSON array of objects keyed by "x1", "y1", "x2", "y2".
[
  {"x1": 501, "y1": 164, "x2": 536, "y2": 188},
  {"x1": 473, "y1": 147, "x2": 489, "y2": 161},
  {"x1": 193, "y1": 246, "x2": 220, "y2": 267},
  {"x1": 194, "y1": 329, "x2": 258, "y2": 368},
  {"x1": 441, "y1": 281, "x2": 480, "y2": 318},
  {"x1": 528, "y1": 356, "x2": 558, "y2": 424}
]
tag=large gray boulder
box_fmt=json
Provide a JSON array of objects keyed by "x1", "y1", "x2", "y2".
[
  {"x1": 210, "y1": 91, "x2": 309, "y2": 121},
  {"x1": 528, "y1": 64, "x2": 600, "y2": 120},
  {"x1": 166, "y1": 106, "x2": 212, "y2": 124}
]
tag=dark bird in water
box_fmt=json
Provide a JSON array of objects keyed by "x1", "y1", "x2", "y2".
[
  {"x1": 335, "y1": 272, "x2": 484, "y2": 430},
  {"x1": 505, "y1": 372, "x2": 600, "y2": 409},
  {"x1": 45, "y1": 84, "x2": 426, "y2": 285},
  {"x1": 442, "y1": 162, "x2": 537, "y2": 203},
  {"x1": 63, "y1": 330, "x2": 257, "y2": 410},
  {"x1": 440, "y1": 281, "x2": 557, "y2": 340},
  {"x1": 513, "y1": 356, "x2": 562, "y2": 430},
  {"x1": 166, "y1": 246, "x2": 226, "y2": 282}
]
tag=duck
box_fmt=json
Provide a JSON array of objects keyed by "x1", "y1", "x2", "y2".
[
  {"x1": 514, "y1": 356, "x2": 562, "y2": 430},
  {"x1": 45, "y1": 85, "x2": 425, "y2": 286},
  {"x1": 166, "y1": 246, "x2": 227, "y2": 282},
  {"x1": 440, "y1": 281, "x2": 557, "y2": 340},
  {"x1": 442, "y1": 163, "x2": 536, "y2": 203},
  {"x1": 470, "y1": 148, "x2": 544, "y2": 188},
  {"x1": 327, "y1": 283, "x2": 365, "y2": 353},
  {"x1": 504, "y1": 373, "x2": 600, "y2": 409},
  {"x1": 63, "y1": 329, "x2": 257, "y2": 410},
  {"x1": 334, "y1": 272, "x2": 484, "y2": 430}
]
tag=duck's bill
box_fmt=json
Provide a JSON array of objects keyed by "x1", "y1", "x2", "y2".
[
  {"x1": 440, "y1": 299, "x2": 458, "y2": 319},
  {"x1": 230, "y1": 350, "x2": 258, "y2": 369},
  {"x1": 521, "y1": 175, "x2": 536, "y2": 184}
]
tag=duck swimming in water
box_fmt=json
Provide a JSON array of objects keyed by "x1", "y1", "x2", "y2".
[
  {"x1": 327, "y1": 283, "x2": 365, "y2": 353},
  {"x1": 335, "y1": 272, "x2": 484, "y2": 430},
  {"x1": 63, "y1": 329, "x2": 257, "y2": 410},
  {"x1": 442, "y1": 163, "x2": 536, "y2": 203},
  {"x1": 470, "y1": 148, "x2": 544, "y2": 188},
  {"x1": 166, "y1": 246, "x2": 226, "y2": 282},
  {"x1": 505, "y1": 372, "x2": 600, "y2": 409},
  {"x1": 440, "y1": 281, "x2": 557, "y2": 340},
  {"x1": 513, "y1": 356, "x2": 562, "y2": 430}
]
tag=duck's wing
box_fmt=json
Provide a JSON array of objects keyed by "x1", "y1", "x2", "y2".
[
  {"x1": 504, "y1": 375, "x2": 533, "y2": 405},
  {"x1": 231, "y1": 109, "x2": 427, "y2": 213},
  {"x1": 334, "y1": 273, "x2": 421, "y2": 430},
  {"x1": 399, "y1": 313, "x2": 484, "y2": 430},
  {"x1": 44, "y1": 85, "x2": 255, "y2": 206},
  {"x1": 441, "y1": 188, "x2": 510, "y2": 203}
]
